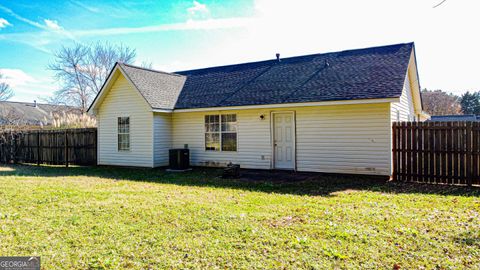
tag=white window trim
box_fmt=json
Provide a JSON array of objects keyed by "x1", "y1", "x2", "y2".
[
  {"x1": 204, "y1": 114, "x2": 220, "y2": 151},
  {"x1": 204, "y1": 113, "x2": 238, "y2": 152},
  {"x1": 117, "y1": 116, "x2": 130, "y2": 152}
]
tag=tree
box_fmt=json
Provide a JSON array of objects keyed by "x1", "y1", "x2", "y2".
[
  {"x1": 49, "y1": 42, "x2": 136, "y2": 112},
  {"x1": 421, "y1": 89, "x2": 462, "y2": 116},
  {"x1": 0, "y1": 71, "x2": 14, "y2": 101},
  {"x1": 460, "y1": 91, "x2": 480, "y2": 115}
]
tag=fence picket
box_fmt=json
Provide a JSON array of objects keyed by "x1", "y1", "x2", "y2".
[
  {"x1": 474, "y1": 123, "x2": 479, "y2": 184},
  {"x1": 417, "y1": 122, "x2": 423, "y2": 182},
  {"x1": 392, "y1": 121, "x2": 479, "y2": 186},
  {"x1": 446, "y1": 122, "x2": 452, "y2": 184},
  {"x1": 392, "y1": 123, "x2": 398, "y2": 181},
  {"x1": 0, "y1": 128, "x2": 97, "y2": 166}
]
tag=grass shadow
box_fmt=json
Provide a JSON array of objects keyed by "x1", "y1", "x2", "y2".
[{"x1": 0, "y1": 164, "x2": 478, "y2": 197}]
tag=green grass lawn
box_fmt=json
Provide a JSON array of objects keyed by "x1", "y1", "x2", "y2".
[{"x1": 0, "y1": 165, "x2": 478, "y2": 269}]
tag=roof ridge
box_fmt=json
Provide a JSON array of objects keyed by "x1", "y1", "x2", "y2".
[
  {"x1": 280, "y1": 60, "x2": 332, "y2": 103},
  {"x1": 214, "y1": 63, "x2": 276, "y2": 107},
  {"x1": 434, "y1": 114, "x2": 476, "y2": 117},
  {"x1": 0, "y1": 100, "x2": 75, "y2": 107},
  {"x1": 119, "y1": 62, "x2": 184, "y2": 77},
  {"x1": 175, "y1": 42, "x2": 414, "y2": 74}
]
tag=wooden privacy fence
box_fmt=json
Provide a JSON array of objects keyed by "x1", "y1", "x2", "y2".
[
  {"x1": 0, "y1": 128, "x2": 97, "y2": 166},
  {"x1": 393, "y1": 122, "x2": 480, "y2": 186}
]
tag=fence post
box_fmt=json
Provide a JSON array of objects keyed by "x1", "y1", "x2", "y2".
[
  {"x1": 7, "y1": 132, "x2": 12, "y2": 164},
  {"x1": 474, "y1": 122, "x2": 479, "y2": 186},
  {"x1": 94, "y1": 128, "x2": 98, "y2": 165},
  {"x1": 37, "y1": 131, "x2": 41, "y2": 166},
  {"x1": 466, "y1": 122, "x2": 472, "y2": 187},
  {"x1": 11, "y1": 133, "x2": 15, "y2": 164},
  {"x1": 65, "y1": 130, "x2": 69, "y2": 168},
  {"x1": 392, "y1": 123, "x2": 397, "y2": 181}
]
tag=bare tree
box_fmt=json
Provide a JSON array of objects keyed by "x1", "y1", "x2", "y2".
[
  {"x1": 0, "y1": 71, "x2": 14, "y2": 101},
  {"x1": 49, "y1": 44, "x2": 90, "y2": 111},
  {"x1": 422, "y1": 89, "x2": 462, "y2": 116},
  {"x1": 140, "y1": 61, "x2": 154, "y2": 69},
  {"x1": 84, "y1": 42, "x2": 136, "y2": 94},
  {"x1": 49, "y1": 42, "x2": 136, "y2": 112}
]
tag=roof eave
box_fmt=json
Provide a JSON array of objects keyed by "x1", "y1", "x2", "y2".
[
  {"x1": 152, "y1": 108, "x2": 174, "y2": 113},
  {"x1": 87, "y1": 63, "x2": 120, "y2": 114},
  {"x1": 172, "y1": 97, "x2": 400, "y2": 112},
  {"x1": 117, "y1": 64, "x2": 155, "y2": 110},
  {"x1": 87, "y1": 63, "x2": 155, "y2": 114},
  {"x1": 411, "y1": 43, "x2": 423, "y2": 111}
]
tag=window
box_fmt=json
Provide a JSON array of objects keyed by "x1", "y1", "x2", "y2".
[
  {"x1": 205, "y1": 115, "x2": 220, "y2": 151},
  {"x1": 118, "y1": 117, "x2": 130, "y2": 151},
  {"x1": 205, "y1": 114, "x2": 237, "y2": 151},
  {"x1": 221, "y1": 114, "x2": 237, "y2": 151}
]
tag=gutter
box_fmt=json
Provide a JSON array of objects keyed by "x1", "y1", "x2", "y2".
[{"x1": 152, "y1": 97, "x2": 400, "y2": 113}]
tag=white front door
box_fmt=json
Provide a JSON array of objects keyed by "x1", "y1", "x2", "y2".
[{"x1": 273, "y1": 112, "x2": 295, "y2": 169}]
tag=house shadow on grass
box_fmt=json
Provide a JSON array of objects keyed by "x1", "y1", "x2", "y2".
[{"x1": 0, "y1": 164, "x2": 479, "y2": 197}]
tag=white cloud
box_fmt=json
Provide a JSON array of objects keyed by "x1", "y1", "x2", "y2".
[
  {"x1": 0, "y1": 5, "x2": 76, "y2": 54},
  {"x1": 179, "y1": 0, "x2": 480, "y2": 94},
  {"x1": 44, "y1": 19, "x2": 62, "y2": 30},
  {"x1": 0, "y1": 4, "x2": 64, "y2": 33},
  {"x1": 0, "y1": 18, "x2": 11, "y2": 29},
  {"x1": 71, "y1": 17, "x2": 253, "y2": 37},
  {"x1": 70, "y1": 0, "x2": 100, "y2": 13},
  {"x1": 2, "y1": 0, "x2": 480, "y2": 95},
  {"x1": 0, "y1": 69, "x2": 56, "y2": 101},
  {"x1": 0, "y1": 68, "x2": 37, "y2": 87},
  {"x1": 0, "y1": 4, "x2": 46, "y2": 29},
  {"x1": 187, "y1": 1, "x2": 209, "y2": 19}
]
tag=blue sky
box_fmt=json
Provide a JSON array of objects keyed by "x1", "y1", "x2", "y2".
[{"x1": 0, "y1": 0, "x2": 479, "y2": 102}]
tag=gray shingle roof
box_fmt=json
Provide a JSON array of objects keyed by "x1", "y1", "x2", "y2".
[
  {"x1": 112, "y1": 43, "x2": 415, "y2": 110},
  {"x1": 174, "y1": 43, "x2": 414, "y2": 109},
  {"x1": 429, "y1": 115, "x2": 479, "y2": 122},
  {"x1": 119, "y1": 63, "x2": 186, "y2": 110},
  {"x1": 0, "y1": 101, "x2": 80, "y2": 126}
]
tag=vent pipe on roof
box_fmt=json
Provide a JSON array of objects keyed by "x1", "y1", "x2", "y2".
[
  {"x1": 34, "y1": 100, "x2": 37, "y2": 107},
  {"x1": 276, "y1": 53, "x2": 280, "y2": 62}
]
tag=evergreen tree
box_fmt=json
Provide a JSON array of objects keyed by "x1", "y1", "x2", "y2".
[{"x1": 460, "y1": 91, "x2": 480, "y2": 115}]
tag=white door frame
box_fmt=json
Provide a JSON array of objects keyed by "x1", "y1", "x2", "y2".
[{"x1": 270, "y1": 111, "x2": 296, "y2": 170}]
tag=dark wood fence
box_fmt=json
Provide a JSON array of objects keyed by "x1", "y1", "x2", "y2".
[
  {"x1": 393, "y1": 122, "x2": 480, "y2": 186},
  {"x1": 0, "y1": 128, "x2": 97, "y2": 166}
]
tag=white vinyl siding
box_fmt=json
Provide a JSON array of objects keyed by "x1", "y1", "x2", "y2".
[
  {"x1": 391, "y1": 68, "x2": 416, "y2": 122},
  {"x1": 295, "y1": 104, "x2": 391, "y2": 175},
  {"x1": 172, "y1": 109, "x2": 272, "y2": 169},
  {"x1": 97, "y1": 75, "x2": 154, "y2": 167},
  {"x1": 388, "y1": 65, "x2": 420, "y2": 175},
  {"x1": 153, "y1": 112, "x2": 172, "y2": 167},
  {"x1": 172, "y1": 103, "x2": 391, "y2": 175}
]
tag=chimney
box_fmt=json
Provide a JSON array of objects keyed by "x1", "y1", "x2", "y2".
[
  {"x1": 33, "y1": 100, "x2": 37, "y2": 107},
  {"x1": 276, "y1": 53, "x2": 280, "y2": 62}
]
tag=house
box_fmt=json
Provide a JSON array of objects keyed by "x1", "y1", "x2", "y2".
[
  {"x1": 0, "y1": 100, "x2": 81, "y2": 129},
  {"x1": 88, "y1": 43, "x2": 424, "y2": 176},
  {"x1": 429, "y1": 114, "x2": 478, "y2": 122}
]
